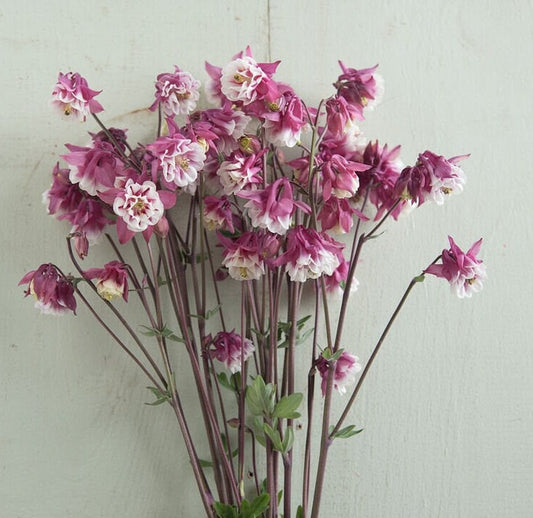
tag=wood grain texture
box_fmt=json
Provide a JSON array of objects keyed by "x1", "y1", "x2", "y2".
[{"x1": 2, "y1": 1, "x2": 532, "y2": 517}]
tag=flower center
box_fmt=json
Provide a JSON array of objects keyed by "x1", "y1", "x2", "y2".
[
  {"x1": 233, "y1": 72, "x2": 249, "y2": 84},
  {"x1": 132, "y1": 198, "x2": 146, "y2": 214},
  {"x1": 176, "y1": 156, "x2": 190, "y2": 169}
]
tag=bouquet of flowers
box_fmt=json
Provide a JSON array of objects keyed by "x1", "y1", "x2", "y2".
[{"x1": 20, "y1": 47, "x2": 485, "y2": 518}]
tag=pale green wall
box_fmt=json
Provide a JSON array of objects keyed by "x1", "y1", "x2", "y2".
[{"x1": 2, "y1": 1, "x2": 531, "y2": 516}]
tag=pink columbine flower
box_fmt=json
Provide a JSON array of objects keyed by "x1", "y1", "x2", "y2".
[
  {"x1": 318, "y1": 197, "x2": 357, "y2": 234},
  {"x1": 147, "y1": 132, "x2": 206, "y2": 189},
  {"x1": 395, "y1": 151, "x2": 467, "y2": 206},
  {"x1": 150, "y1": 66, "x2": 201, "y2": 117},
  {"x1": 262, "y1": 86, "x2": 308, "y2": 147},
  {"x1": 334, "y1": 63, "x2": 384, "y2": 120},
  {"x1": 276, "y1": 226, "x2": 344, "y2": 282},
  {"x1": 219, "y1": 47, "x2": 280, "y2": 106},
  {"x1": 425, "y1": 236, "x2": 486, "y2": 298},
  {"x1": 203, "y1": 195, "x2": 235, "y2": 233},
  {"x1": 321, "y1": 154, "x2": 369, "y2": 201},
  {"x1": 111, "y1": 179, "x2": 175, "y2": 243},
  {"x1": 211, "y1": 330, "x2": 255, "y2": 373},
  {"x1": 325, "y1": 96, "x2": 360, "y2": 136},
  {"x1": 62, "y1": 140, "x2": 123, "y2": 197},
  {"x1": 219, "y1": 231, "x2": 265, "y2": 281},
  {"x1": 317, "y1": 351, "x2": 362, "y2": 395},
  {"x1": 51, "y1": 72, "x2": 103, "y2": 121},
  {"x1": 217, "y1": 151, "x2": 264, "y2": 195},
  {"x1": 238, "y1": 177, "x2": 310, "y2": 235},
  {"x1": 19, "y1": 264, "x2": 77, "y2": 315},
  {"x1": 84, "y1": 261, "x2": 129, "y2": 301}
]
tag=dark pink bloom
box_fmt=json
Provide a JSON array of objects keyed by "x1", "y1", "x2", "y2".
[
  {"x1": 73, "y1": 231, "x2": 89, "y2": 260},
  {"x1": 238, "y1": 177, "x2": 310, "y2": 235},
  {"x1": 318, "y1": 197, "x2": 357, "y2": 234},
  {"x1": 211, "y1": 330, "x2": 254, "y2": 373},
  {"x1": 334, "y1": 63, "x2": 383, "y2": 120},
  {"x1": 325, "y1": 96, "x2": 360, "y2": 136},
  {"x1": 425, "y1": 236, "x2": 486, "y2": 298},
  {"x1": 219, "y1": 231, "x2": 265, "y2": 281},
  {"x1": 150, "y1": 66, "x2": 201, "y2": 117},
  {"x1": 62, "y1": 140, "x2": 123, "y2": 196},
  {"x1": 217, "y1": 150, "x2": 264, "y2": 195},
  {"x1": 321, "y1": 154, "x2": 369, "y2": 201},
  {"x1": 51, "y1": 72, "x2": 103, "y2": 121},
  {"x1": 85, "y1": 261, "x2": 129, "y2": 301},
  {"x1": 276, "y1": 226, "x2": 344, "y2": 282},
  {"x1": 317, "y1": 350, "x2": 362, "y2": 395},
  {"x1": 19, "y1": 264, "x2": 76, "y2": 315},
  {"x1": 90, "y1": 127, "x2": 128, "y2": 153},
  {"x1": 395, "y1": 151, "x2": 467, "y2": 206},
  {"x1": 203, "y1": 195, "x2": 235, "y2": 233}
]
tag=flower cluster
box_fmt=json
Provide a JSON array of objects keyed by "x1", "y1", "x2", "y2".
[{"x1": 21, "y1": 49, "x2": 485, "y2": 518}]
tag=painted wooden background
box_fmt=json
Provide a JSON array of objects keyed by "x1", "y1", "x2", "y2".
[{"x1": 2, "y1": 1, "x2": 531, "y2": 516}]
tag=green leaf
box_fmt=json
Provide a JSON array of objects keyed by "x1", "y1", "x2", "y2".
[
  {"x1": 321, "y1": 347, "x2": 344, "y2": 362},
  {"x1": 199, "y1": 458, "x2": 213, "y2": 468},
  {"x1": 189, "y1": 304, "x2": 221, "y2": 321},
  {"x1": 138, "y1": 324, "x2": 184, "y2": 343},
  {"x1": 414, "y1": 273, "x2": 426, "y2": 283},
  {"x1": 263, "y1": 423, "x2": 283, "y2": 452},
  {"x1": 329, "y1": 424, "x2": 364, "y2": 439},
  {"x1": 296, "y1": 505, "x2": 304, "y2": 518},
  {"x1": 213, "y1": 502, "x2": 237, "y2": 518},
  {"x1": 247, "y1": 493, "x2": 270, "y2": 516},
  {"x1": 273, "y1": 393, "x2": 303, "y2": 419},
  {"x1": 217, "y1": 372, "x2": 237, "y2": 393},
  {"x1": 145, "y1": 386, "x2": 170, "y2": 406},
  {"x1": 246, "y1": 376, "x2": 276, "y2": 417},
  {"x1": 281, "y1": 426, "x2": 295, "y2": 454}
]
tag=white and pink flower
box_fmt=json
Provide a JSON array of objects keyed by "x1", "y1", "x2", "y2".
[
  {"x1": 317, "y1": 350, "x2": 362, "y2": 395},
  {"x1": 217, "y1": 151, "x2": 264, "y2": 195},
  {"x1": 84, "y1": 260, "x2": 129, "y2": 301},
  {"x1": 425, "y1": 236, "x2": 486, "y2": 298},
  {"x1": 51, "y1": 72, "x2": 103, "y2": 121},
  {"x1": 219, "y1": 231, "x2": 265, "y2": 281},
  {"x1": 150, "y1": 66, "x2": 201, "y2": 117},
  {"x1": 211, "y1": 330, "x2": 255, "y2": 373}
]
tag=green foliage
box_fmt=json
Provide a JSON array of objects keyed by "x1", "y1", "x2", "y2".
[
  {"x1": 272, "y1": 393, "x2": 303, "y2": 419},
  {"x1": 138, "y1": 324, "x2": 184, "y2": 343},
  {"x1": 213, "y1": 493, "x2": 270, "y2": 518},
  {"x1": 145, "y1": 386, "x2": 171, "y2": 406},
  {"x1": 189, "y1": 304, "x2": 222, "y2": 321},
  {"x1": 329, "y1": 424, "x2": 364, "y2": 440},
  {"x1": 321, "y1": 347, "x2": 344, "y2": 362},
  {"x1": 246, "y1": 376, "x2": 276, "y2": 418},
  {"x1": 277, "y1": 315, "x2": 314, "y2": 348}
]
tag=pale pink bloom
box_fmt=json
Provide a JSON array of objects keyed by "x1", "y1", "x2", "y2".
[
  {"x1": 219, "y1": 231, "x2": 265, "y2": 281},
  {"x1": 425, "y1": 236, "x2": 486, "y2": 298},
  {"x1": 317, "y1": 351, "x2": 362, "y2": 395},
  {"x1": 85, "y1": 261, "x2": 129, "y2": 301},
  {"x1": 217, "y1": 151, "x2": 263, "y2": 195},
  {"x1": 321, "y1": 154, "x2": 368, "y2": 201},
  {"x1": 211, "y1": 330, "x2": 255, "y2": 373},
  {"x1": 262, "y1": 86, "x2": 308, "y2": 147},
  {"x1": 238, "y1": 178, "x2": 310, "y2": 235},
  {"x1": 395, "y1": 151, "x2": 467, "y2": 206},
  {"x1": 324, "y1": 258, "x2": 359, "y2": 297},
  {"x1": 51, "y1": 72, "x2": 103, "y2": 121},
  {"x1": 219, "y1": 48, "x2": 279, "y2": 106},
  {"x1": 147, "y1": 133, "x2": 206, "y2": 189},
  {"x1": 325, "y1": 96, "x2": 360, "y2": 136},
  {"x1": 62, "y1": 141, "x2": 123, "y2": 196},
  {"x1": 150, "y1": 66, "x2": 201, "y2": 117},
  {"x1": 203, "y1": 195, "x2": 235, "y2": 232},
  {"x1": 112, "y1": 179, "x2": 175, "y2": 243},
  {"x1": 19, "y1": 264, "x2": 77, "y2": 315},
  {"x1": 334, "y1": 63, "x2": 384, "y2": 119},
  {"x1": 276, "y1": 226, "x2": 344, "y2": 282}
]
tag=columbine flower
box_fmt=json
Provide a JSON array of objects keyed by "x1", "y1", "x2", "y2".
[
  {"x1": 334, "y1": 63, "x2": 384, "y2": 119},
  {"x1": 276, "y1": 226, "x2": 344, "y2": 282},
  {"x1": 211, "y1": 330, "x2": 255, "y2": 373},
  {"x1": 203, "y1": 195, "x2": 235, "y2": 232},
  {"x1": 321, "y1": 154, "x2": 369, "y2": 201},
  {"x1": 19, "y1": 264, "x2": 76, "y2": 315},
  {"x1": 219, "y1": 231, "x2": 265, "y2": 281},
  {"x1": 425, "y1": 236, "x2": 486, "y2": 298},
  {"x1": 219, "y1": 47, "x2": 279, "y2": 106},
  {"x1": 51, "y1": 72, "x2": 103, "y2": 121},
  {"x1": 84, "y1": 261, "x2": 129, "y2": 301},
  {"x1": 395, "y1": 151, "x2": 467, "y2": 206},
  {"x1": 150, "y1": 66, "x2": 201, "y2": 117},
  {"x1": 111, "y1": 179, "x2": 175, "y2": 243},
  {"x1": 147, "y1": 132, "x2": 206, "y2": 189},
  {"x1": 217, "y1": 151, "x2": 264, "y2": 195},
  {"x1": 238, "y1": 178, "x2": 310, "y2": 235},
  {"x1": 317, "y1": 351, "x2": 362, "y2": 395}
]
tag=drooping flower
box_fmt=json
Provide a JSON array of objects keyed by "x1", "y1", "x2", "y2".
[
  {"x1": 211, "y1": 330, "x2": 255, "y2": 373},
  {"x1": 147, "y1": 131, "x2": 206, "y2": 189},
  {"x1": 51, "y1": 72, "x2": 103, "y2": 121},
  {"x1": 276, "y1": 226, "x2": 344, "y2": 282},
  {"x1": 62, "y1": 140, "x2": 123, "y2": 197},
  {"x1": 334, "y1": 63, "x2": 384, "y2": 119},
  {"x1": 238, "y1": 177, "x2": 310, "y2": 235},
  {"x1": 317, "y1": 350, "x2": 362, "y2": 395},
  {"x1": 318, "y1": 197, "x2": 357, "y2": 234},
  {"x1": 323, "y1": 257, "x2": 359, "y2": 297},
  {"x1": 395, "y1": 151, "x2": 467, "y2": 206},
  {"x1": 425, "y1": 236, "x2": 486, "y2": 298},
  {"x1": 217, "y1": 150, "x2": 264, "y2": 195},
  {"x1": 19, "y1": 264, "x2": 76, "y2": 315},
  {"x1": 84, "y1": 261, "x2": 129, "y2": 301},
  {"x1": 150, "y1": 66, "x2": 201, "y2": 117},
  {"x1": 325, "y1": 96, "x2": 360, "y2": 136},
  {"x1": 203, "y1": 195, "x2": 235, "y2": 233},
  {"x1": 321, "y1": 154, "x2": 369, "y2": 201},
  {"x1": 111, "y1": 179, "x2": 175, "y2": 243},
  {"x1": 219, "y1": 231, "x2": 265, "y2": 281}
]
